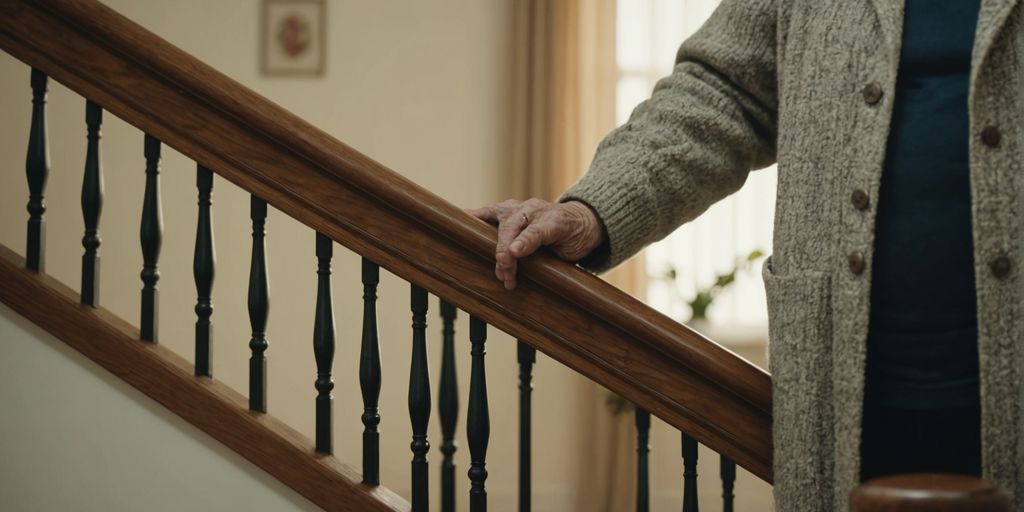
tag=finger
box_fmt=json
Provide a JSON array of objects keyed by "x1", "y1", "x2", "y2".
[
  {"x1": 495, "y1": 217, "x2": 524, "y2": 272},
  {"x1": 494, "y1": 254, "x2": 516, "y2": 289},
  {"x1": 505, "y1": 201, "x2": 559, "y2": 286},
  {"x1": 503, "y1": 258, "x2": 518, "y2": 290},
  {"x1": 507, "y1": 222, "x2": 548, "y2": 258},
  {"x1": 510, "y1": 206, "x2": 571, "y2": 259},
  {"x1": 516, "y1": 199, "x2": 552, "y2": 229},
  {"x1": 488, "y1": 199, "x2": 546, "y2": 290},
  {"x1": 468, "y1": 198, "x2": 523, "y2": 223},
  {"x1": 465, "y1": 206, "x2": 498, "y2": 223},
  {"x1": 495, "y1": 255, "x2": 514, "y2": 282},
  {"x1": 503, "y1": 221, "x2": 556, "y2": 289},
  {"x1": 494, "y1": 198, "x2": 523, "y2": 220},
  {"x1": 496, "y1": 211, "x2": 532, "y2": 289},
  {"x1": 513, "y1": 205, "x2": 568, "y2": 255}
]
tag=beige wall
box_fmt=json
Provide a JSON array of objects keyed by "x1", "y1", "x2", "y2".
[
  {"x1": 0, "y1": 303, "x2": 320, "y2": 512},
  {"x1": 0, "y1": 1, "x2": 771, "y2": 510}
]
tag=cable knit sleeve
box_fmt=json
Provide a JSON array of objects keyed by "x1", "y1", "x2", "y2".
[{"x1": 560, "y1": 0, "x2": 778, "y2": 273}]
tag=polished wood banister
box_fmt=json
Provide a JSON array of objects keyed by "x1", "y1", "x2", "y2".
[{"x1": 0, "y1": 0, "x2": 773, "y2": 481}]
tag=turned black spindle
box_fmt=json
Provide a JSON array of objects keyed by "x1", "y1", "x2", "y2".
[
  {"x1": 409, "y1": 284, "x2": 431, "y2": 511},
  {"x1": 80, "y1": 100, "x2": 103, "y2": 306},
  {"x1": 517, "y1": 340, "x2": 536, "y2": 512},
  {"x1": 720, "y1": 456, "x2": 736, "y2": 512},
  {"x1": 313, "y1": 232, "x2": 336, "y2": 454},
  {"x1": 467, "y1": 316, "x2": 490, "y2": 512},
  {"x1": 682, "y1": 433, "x2": 699, "y2": 512},
  {"x1": 248, "y1": 196, "x2": 270, "y2": 412},
  {"x1": 139, "y1": 134, "x2": 163, "y2": 343},
  {"x1": 193, "y1": 165, "x2": 215, "y2": 376},
  {"x1": 635, "y1": 408, "x2": 651, "y2": 512},
  {"x1": 438, "y1": 300, "x2": 459, "y2": 512},
  {"x1": 360, "y1": 258, "x2": 382, "y2": 485},
  {"x1": 25, "y1": 69, "x2": 49, "y2": 273}
]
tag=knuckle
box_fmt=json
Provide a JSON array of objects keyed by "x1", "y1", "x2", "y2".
[
  {"x1": 513, "y1": 236, "x2": 532, "y2": 252},
  {"x1": 521, "y1": 227, "x2": 541, "y2": 244},
  {"x1": 523, "y1": 197, "x2": 546, "y2": 209},
  {"x1": 497, "y1": 227, "x2": 520, "y2": 244}
]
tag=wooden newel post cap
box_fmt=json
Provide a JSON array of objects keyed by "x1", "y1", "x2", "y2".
[{"x1": 850, "y1": 474, "x2": 1010, "y2": 512}]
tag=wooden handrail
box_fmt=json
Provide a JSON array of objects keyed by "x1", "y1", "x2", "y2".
[{"x1": 0, "y1": 0, "x2": 773, "y2": 481}]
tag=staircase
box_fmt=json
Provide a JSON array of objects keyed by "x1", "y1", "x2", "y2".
[{"x1": 0, "y1": 1, "x2": 775, "y2": 510}]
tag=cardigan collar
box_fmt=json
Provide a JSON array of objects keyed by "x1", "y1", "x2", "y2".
[
  {"x1": 868, "y1": 0, "x2": 1019, "y2": 74},
  {"x1": 971, "y1": 0, "x2": 1020, "y2": 84}
]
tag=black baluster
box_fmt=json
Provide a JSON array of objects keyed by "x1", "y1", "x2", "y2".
[
  {"x1": 517, "y1": 340, "x2": 535, "y2": 512},
  {"x1": 438, "y1": 300, "x2": 459, "y2": 512},
  {"x1": 193, "y1": 165, "x2": 215, "y2": 376},
  {"x1": 360, "y1": 258, "x2": 382, "y2": 485},
  {"x1": 248, "y1": 196, "x2": 269, "y2": 412},
  {"x1": 682, "y1": 433, "x2": 699, "y2": 512},
  {"x1": 139, "y1": 134, "x2": 163, "y2": 343},
  {"x1": 313, "y1": 232, "x2": 335, "y2": 454},
  {"x1": 636, "y1": 409, "x2": 651, "y2": 512},
  {"x1": 409, "y1": 284, "x2": 431, "y2": 511},
  {"x1": 80, "y1": 100, "x2": 103, "y2": 306},
  {"x1": 720, "y1": 456, "x2": 736, "y2": 512},
  {"x1": 25, "y1": 68, "x2": 49, "y2": 273},
  {"x1": 468, "y1": 316, "x2": 490, "y2": 512}
]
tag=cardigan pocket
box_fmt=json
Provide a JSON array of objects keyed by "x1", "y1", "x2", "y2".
[{"x1": 762, "y1": 256, "x2": 834, "y2": 511}]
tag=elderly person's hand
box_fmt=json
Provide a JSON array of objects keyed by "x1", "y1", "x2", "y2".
[{"x1": 467, "y1": 199, "x2": 606, "y2": 290}]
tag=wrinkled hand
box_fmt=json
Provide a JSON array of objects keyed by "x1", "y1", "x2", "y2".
[{"x1": 466, "y1": 198, "x2": 606, "y2": 290}]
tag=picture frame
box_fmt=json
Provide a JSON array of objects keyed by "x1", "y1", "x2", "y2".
[{"x1": 261, "y1": 0, "x2": 326, "y2": 77}]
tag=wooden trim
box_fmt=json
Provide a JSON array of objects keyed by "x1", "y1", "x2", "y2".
[
  {"x1": 0, "y1": 245, "x2": 410, "y2": 512},
  {"x1": 0, "y1": 0, "x2": 773, "y2": 481}
]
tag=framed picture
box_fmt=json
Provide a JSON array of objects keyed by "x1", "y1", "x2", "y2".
[{"x1": 261, "y1": 0, "x2": 326, "y2": 77}]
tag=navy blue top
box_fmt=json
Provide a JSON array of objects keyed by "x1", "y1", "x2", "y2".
[{"x1": 865, "y1": 0, "x2": 982, "y2": 409}]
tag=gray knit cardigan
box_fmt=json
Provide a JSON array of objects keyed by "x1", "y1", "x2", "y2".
[{"x1": 562, "y1": 0, "x2": 1024, "y2": 510}]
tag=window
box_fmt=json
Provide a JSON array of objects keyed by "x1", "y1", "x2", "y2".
[{"x1": 616, "y1": 0, "x2": 775, "y2": 341}]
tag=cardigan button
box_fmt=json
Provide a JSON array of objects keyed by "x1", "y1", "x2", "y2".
[
  {"x1": 862, "y1": 82, "x2": 883, "y2": 105},
  {"x1": 981, "y1": 126, "x2": 1001, "y2": 147},
  {"x1": 848, "y1": 251, "x2": 866, "y2": 275},
  {"x1": 851, "y1": 189, "x2": 870, "y2": 210},
  {"x1": 990, "y1": 256, "x2": 1011, "y2": 279}
]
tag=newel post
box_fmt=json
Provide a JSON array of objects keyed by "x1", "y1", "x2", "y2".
[{"x1": 850, "y1": 474, "x2": 1009, "y2": 512}]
